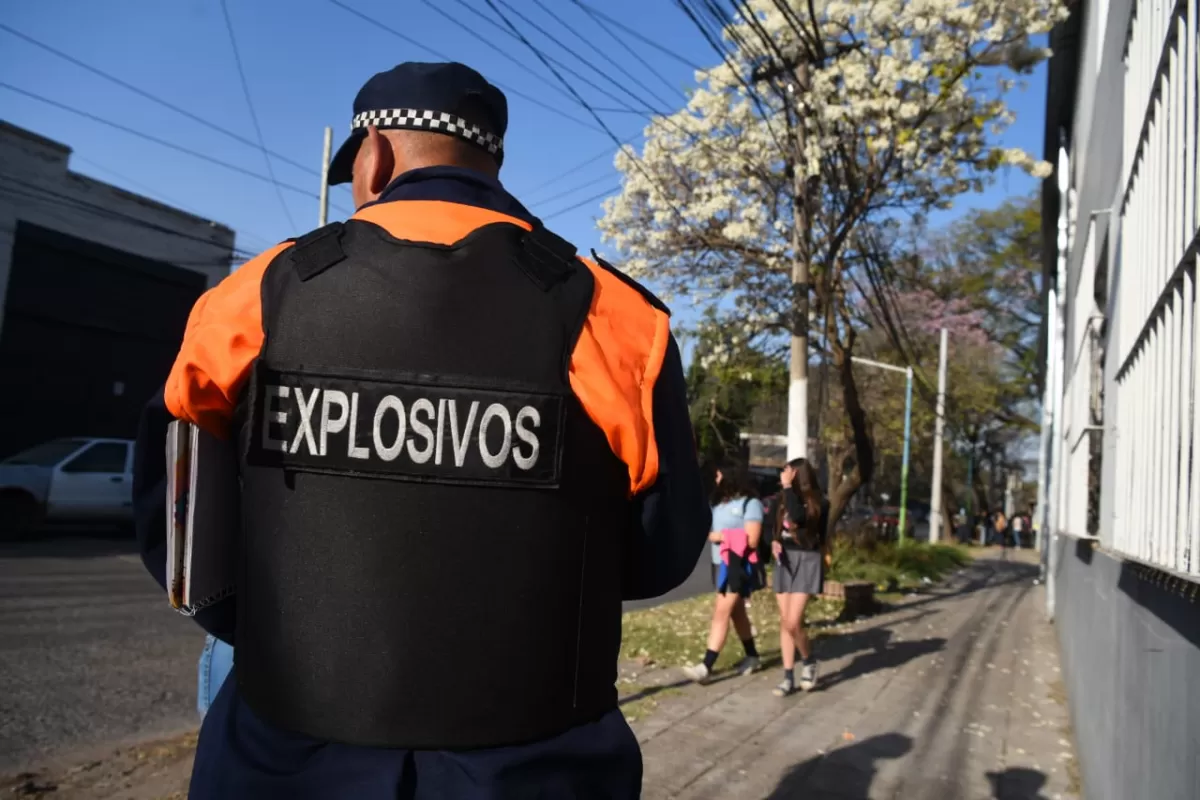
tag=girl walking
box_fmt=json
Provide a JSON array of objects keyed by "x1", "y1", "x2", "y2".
[
  {"x1": 683, "y1": 463, "x2": 763, "y2": 683},
  {"x1": 772, "y1": 458, "x2": 829, "y2": 696}
]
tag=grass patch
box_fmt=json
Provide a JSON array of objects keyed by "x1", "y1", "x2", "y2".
[
  {"x1": 828, "y1": 538, "x2": 971, "y2": 593},
  {"x1": 621, "y1": 576, "x2": 841, "y2": 672}
]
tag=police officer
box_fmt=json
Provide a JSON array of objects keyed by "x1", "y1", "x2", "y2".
[{"x1": 133, "y1": 61, "x2": 710, "y2": 798}]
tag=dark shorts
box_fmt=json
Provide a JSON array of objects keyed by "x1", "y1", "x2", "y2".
[{"x1": 715, "y1": 561, "x2": 756, "y2": 598}]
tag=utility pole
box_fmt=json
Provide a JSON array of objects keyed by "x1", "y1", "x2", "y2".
[
  {"x1": 318, "y1": 126, "x2": 333, "y2": 227},
  {"x1": 898, "y1": 366, "x2": 913, "y2": 543},
  {"x1": 929, "y1": 328, "x2": 949, "y2": 542},
  {"x1": 786, "y1": 61, "x2": 811, "y2": 462}
]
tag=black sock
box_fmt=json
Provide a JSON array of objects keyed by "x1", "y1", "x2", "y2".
[
  {"x1": 783, "y1": 668, "x2": 794, "y2": 685},
  {"x1": 703, "y1": 649, "x2": 719, "y2": 670},
  {"x1": 741, "y1": 638, "x2": 758, "y2": 658}
]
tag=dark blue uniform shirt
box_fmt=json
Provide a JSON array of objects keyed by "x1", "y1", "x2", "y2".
[{"x1": 133, "y1": 167, "x2": 710, "y2": 799}]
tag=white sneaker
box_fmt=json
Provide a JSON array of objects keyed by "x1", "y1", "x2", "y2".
[
  {"x1": 799, "y1": 661, "x2": 818, "y2": 691},
  {"x1": 682, "y1": 663, "x2": 713, "y2": 684},
  {"x1": 736, "y1": 656, "x2": 762, "y2": 676}
]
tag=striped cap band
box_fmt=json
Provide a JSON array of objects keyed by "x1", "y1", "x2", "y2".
[{"x1": 351, "y1": 108, "x2": 503, "y2": 157}]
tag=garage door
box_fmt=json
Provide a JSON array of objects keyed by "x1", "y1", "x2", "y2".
[{"x1": 0, "y1": 222, "x2": 208, "y2": 457}]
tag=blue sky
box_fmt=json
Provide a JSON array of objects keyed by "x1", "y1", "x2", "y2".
[{"x1": 1, "y1": 0, "x2": 1045, "y2": 291}]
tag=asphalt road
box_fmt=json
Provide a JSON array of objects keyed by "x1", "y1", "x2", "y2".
[
  {"x1": 0, "y1": 532, "x2": 713, "y2": 775},
  {"x1": 0, "y1": 534, "x2": 201, "y2": 775}
]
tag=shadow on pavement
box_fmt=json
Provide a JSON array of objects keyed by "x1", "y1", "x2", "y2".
[
  {"x1": 817, "y1": 637, "x2": 947, "y2": 691},
  {"x1": 876, "y1": 560, "x2": 1038, "y2": 617},
  {"x1": 768, "y1": 732, "x2": 912, "y2": 799},
  {"x1": 618, "y1": 678, "x2": 693, "y2": 708},
  {"x1": 986, "y1": 766, "x2": 1051, "y2": 799}
]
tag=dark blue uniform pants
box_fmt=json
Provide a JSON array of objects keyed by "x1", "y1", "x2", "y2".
[{"x1": 190, "y1": 675, "x2": 643, "y2": 799}]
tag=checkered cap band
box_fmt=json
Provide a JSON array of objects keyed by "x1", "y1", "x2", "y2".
[{"x1": 352, "y1": 109, "x2": 503, "y2": 156}]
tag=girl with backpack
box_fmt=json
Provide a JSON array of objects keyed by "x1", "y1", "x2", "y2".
[
  {"x1": 772, "y1": 457, "x2": 830, "y2": 696},
  {"x1": 683, "y1": 463, "x2": 763, "y2": 683}
]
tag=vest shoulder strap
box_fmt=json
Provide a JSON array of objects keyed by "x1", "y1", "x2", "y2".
[
  {"x1": 289, "y1": 222, "x2": 346, "y2": 281},
  {"x1": 589, "y1": 249, "x2": 671, "y2": 316},
  {"x1": 515, "y1": 224, "x2": 578, "y2": 291}
]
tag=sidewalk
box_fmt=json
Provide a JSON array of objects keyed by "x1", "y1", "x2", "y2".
[{"x1": 629, "y1": 551, "x2": 1081, "y2": 799}]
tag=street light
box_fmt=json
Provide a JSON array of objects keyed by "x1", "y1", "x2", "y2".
[{"x1": 851, "y1": 356, "x2": 915, "y2": 543}]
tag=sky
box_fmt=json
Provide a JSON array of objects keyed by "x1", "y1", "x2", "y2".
[{"x1": 1, "y1": 0, "x2": 1047, "y2": 305}]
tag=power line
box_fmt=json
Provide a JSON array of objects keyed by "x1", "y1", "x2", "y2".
[
  {"x1": 540, "y1": 185, "x2": 618, "y2": 221},
  {"x1": 71, "y1": 155, "x2": 277, "y2": 252},
  {"x1": 570, "y1": 0, "x2": 704, "y2": 71},
  {"x1": 415, "y1": 0, "x2": 581, "y2": 109},
  {"x1": 484, "y1": 0, "x2": 668, "y2": 117},
  {"x1": 327, "y1": 0, "x2": 605, "y2": 135},
  {"x1": 527, "y1": 171, "x2": 615, "y2": 206},
  {"x1": 219, "y1": 0, "x2": 297, "y2": 232},
  {"x1": 0, "y1": 82, "x2": 355, "y2": 217},
  {"x1": 0, "y1": 175, "x2": 255, "y2": 262},
  {"x1": 528, "y1": 0, "x2": 678, "y2": 111},
  {"x1": 516, "y1": 140, "x2": 627, "y2": 196},
  {"x1": 481, "y1": 0, "x2": 693, "y2": 229},
  {"x1": 561, "y1": 0, "x2": 685, "y2": 101},
  {"x1": 445, "y1": 0, "x2": 660, "y2": 118},
  {"x1": 0, "y1": 22, "x2": 348, "y2": 195}
]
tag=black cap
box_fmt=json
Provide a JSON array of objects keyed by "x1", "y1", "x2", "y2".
[{"x1": 327, "y1": 62, "x2": 508, "y2": 186}]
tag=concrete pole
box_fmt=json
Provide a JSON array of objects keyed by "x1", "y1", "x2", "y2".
[
  {"x1": 929, "y1": 328, "x2": 949, "y2": 542},
  {"x1": 318, "y1": 126, "x2": 333, "y2": 227},
  {"x1": 786, "y1": 62, "x2": 810, "y2": 462}
]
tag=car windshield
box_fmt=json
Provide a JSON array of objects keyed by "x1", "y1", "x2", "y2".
[{"x1": 2, "y1": 439, "x2": 87, "y2": 466}]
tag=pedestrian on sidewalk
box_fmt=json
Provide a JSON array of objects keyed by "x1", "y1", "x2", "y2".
[
  {"x1": 995, "y1": 510, "x2": 1009, "y2": 550},
  {"x1": 683, "y1": 462, "x2": 764, "y2": 684},
  {"x1": 772, "y1": 458, "x2": 829, "y2": 696}
]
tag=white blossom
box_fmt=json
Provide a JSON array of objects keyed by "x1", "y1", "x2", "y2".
[{"x1": 598, "y1": 0, "x2": 1066, "y2": 341}]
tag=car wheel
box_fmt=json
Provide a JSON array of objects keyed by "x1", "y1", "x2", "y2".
[{"x1": 0, "y1": 491, "x2": 44, "y2": 540}]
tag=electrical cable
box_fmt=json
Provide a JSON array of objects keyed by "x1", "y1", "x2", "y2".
[
  {"x1": 540, "y1": 185, "x2": 619, "y2": 221},
  {"x1": 565, "y1": 0, "x2": 686, "y2": 100},
  {"x1": 528, "y1": 0, "x2": 677, "y2": 111},
  {"x1": 0, "y1": 177, "x2": 253, "y2": 264},
  {"x1": 219, "y1": 0, "x2": 297, "y2": 231},
  {"x1": 0, "y1": 82, "x2": 355, "y2": 217},
  {"x1": 327, "y1": 0, "x2": 605, "y2": 135},
  {"x1": 479, "y1": 0, "x2": 692, "y2": 228},
  {"x1": 484, "y1": 0, "x2": 669, "y2": 116},
  {"x1": 0, "y1": 22, "x2": 347, "y2": 196},
  {"x1": 525, "y1": 171, "x2": 615, "y2": 206},
  {"x1": 414, "y1": 0, "x2": 583, "y2": 109},
  {"x1": 570, "y1": 0, "x2": 704, "y2": 71},
  {"x1": 70, "y1": 155, "x2": 277, "y2": 252}
]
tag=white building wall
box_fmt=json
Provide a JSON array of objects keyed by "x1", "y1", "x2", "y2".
[
  {"x1": 1056, "y1": 0, "x2": 1199, "y2": 578},
  {"x1": 0, "y1": 121, "x2": 236, "y2": 337}
]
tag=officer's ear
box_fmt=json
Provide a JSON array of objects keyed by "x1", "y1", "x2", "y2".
[{"x1": 361, "y1": 126, "x2": 396, "y2": 196}]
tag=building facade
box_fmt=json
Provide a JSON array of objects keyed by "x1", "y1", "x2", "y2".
[
  {"x1": 0, "y1": 121, "x2": 237, "y2": 456},
  {"x1": 1039, "y1": 0, "x2": 1200, "y2": 798}
]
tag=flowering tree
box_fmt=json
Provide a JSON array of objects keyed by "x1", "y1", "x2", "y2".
[
  {"x1": 598, "y1": 0, "x2": 1064, "y2": 523},
  {"x1": 858, "y1": 195, "x2": 1044, "y2": 530}
]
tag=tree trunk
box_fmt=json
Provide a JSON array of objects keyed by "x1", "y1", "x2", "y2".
[{"x1": 825, "y1": 331, "x2": 876, "y2": 536}]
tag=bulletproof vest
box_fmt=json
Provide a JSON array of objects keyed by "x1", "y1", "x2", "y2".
[{"x1": 235, "y1": 214, "x2": 633, "y2": 750}]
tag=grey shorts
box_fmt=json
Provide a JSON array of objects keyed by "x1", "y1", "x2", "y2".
[{"x1": 774, "y1": 547, "x2": 823, "y2": 595}]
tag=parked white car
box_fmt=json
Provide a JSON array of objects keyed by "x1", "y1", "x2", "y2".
[{"x1": 0, "y1": 438, "x2": 135, "y2": 537}]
